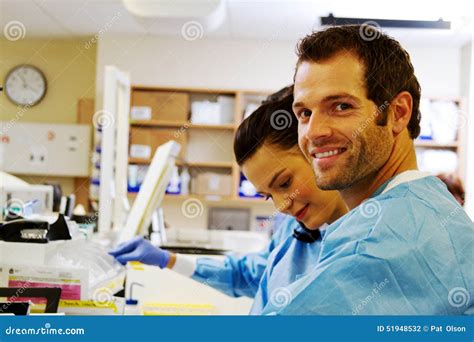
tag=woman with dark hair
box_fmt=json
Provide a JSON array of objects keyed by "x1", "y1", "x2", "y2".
[
  {"x1": 437, "y1": 173, "x2": 465, "y2": 207},
  {"x1": 234, "y1": 88, "x2": 347, "y2": 314},
  {"x1": 110, "y1": 87, "x2": 347, "y2": 303}
]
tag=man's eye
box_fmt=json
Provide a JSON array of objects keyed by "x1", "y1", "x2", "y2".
[
  {"x1": 335, "y1": 103, "x2": 352, "y2": 111},
  {"x1": 296, "y1": 109, "x2": 311, "y2": 119}
]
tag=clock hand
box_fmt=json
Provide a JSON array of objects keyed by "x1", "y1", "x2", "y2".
[{"x1": 18, "y1": 74, "x2": 27, "y2": 88}]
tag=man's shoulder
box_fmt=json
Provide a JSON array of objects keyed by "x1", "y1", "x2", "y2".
[{"x1": 322, "y1": 176, "x2": 472, "y2": 256}]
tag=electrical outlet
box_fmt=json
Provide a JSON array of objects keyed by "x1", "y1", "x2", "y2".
[
  {"x1": 29, "y1": 145, "x2": 48, "y2": 167},
  {"x1": 67, "y1": 134, "x2": 79, "y2": 152}
]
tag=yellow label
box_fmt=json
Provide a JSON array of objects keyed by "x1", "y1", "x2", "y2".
[
  {"x1": 127, "y1": 261, "x2": 145, "y2": 270},
  {"x1": 59, "y1": 300, "x2": 118, "y2": 313}
]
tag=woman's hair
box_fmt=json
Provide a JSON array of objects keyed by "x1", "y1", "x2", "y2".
[
  {"x1": 437, "y1": 173, "x2": 465, "y2": 206},
  {"x1": 233, "y1": 86, "x2": 298, "y2": 166}
]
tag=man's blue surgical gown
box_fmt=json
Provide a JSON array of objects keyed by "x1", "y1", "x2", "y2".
[{"x1": 251, "y1": 174, "x2": 473, "y2": 315}]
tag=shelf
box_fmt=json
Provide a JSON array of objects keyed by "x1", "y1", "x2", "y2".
[
  {"x1": 183, "y1": 161, "x2": 233, "y2": 168},
  {"x1": 131, "y1": 120, "x2": 235, "y2": 130},
  {"x1": 131, "y1": 85, "x2": 238, "y2": 96},
  {"x1": 128, "y1": 157, "x2": 151, "y2": 165},
  {"x1": 189, "y1": 123, "x2": 235, "y2": 130},
  {"x1": 415, "y1": 141, "x2": 458, "y2": 149},
  {"x1": 162, "y1": 194, "x2": 272, "y2": 204},
  {"x1": 131, "y1": 120, "x2": 186, "y2": 128},
  {"x1": 127, "y1": 192, "x2": 272, "y2": 204},
  {"x1": 128, "y1": 158, "x2": 233, "y2": 169}
]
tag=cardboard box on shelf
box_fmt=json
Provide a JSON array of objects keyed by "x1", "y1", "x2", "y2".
[
  {"x1": 192, "y1": 172, "x2": 232, "y2": 196},
  {"x1": 131, "y1": 91, "x2": 190, "y2": 123},
  {"x1": 130, "y1": 127, "x2": 187, "y2": 159}
]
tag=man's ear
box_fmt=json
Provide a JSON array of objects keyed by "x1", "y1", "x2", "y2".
[{"x1": 389, "y1": 91, "x2": 413, "y2": 136}]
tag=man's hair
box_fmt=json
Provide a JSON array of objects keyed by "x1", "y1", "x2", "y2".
[
  {"x1": 296, "y1": 25, "x2": 421, "y2": 139},
  {"x1": 234, "y1": 85, "x2": 298, "y2": 166}
]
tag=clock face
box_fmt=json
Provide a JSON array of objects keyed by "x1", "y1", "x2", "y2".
[{"x1": 5, "y1": 65, "x2": 47, "y2": 106}]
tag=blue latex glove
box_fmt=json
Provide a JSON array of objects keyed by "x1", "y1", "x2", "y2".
[{"x1": 109, "y1": 237, "x2": 170, "y2": 268}]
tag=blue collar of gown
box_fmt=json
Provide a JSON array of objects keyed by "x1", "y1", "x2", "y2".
[{"x1": 292, "y1": 175, "x2": 405, "y2": 244}]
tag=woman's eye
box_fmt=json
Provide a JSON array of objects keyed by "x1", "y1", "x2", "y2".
[
  {"x1": 335, "y1": 103, "x2": 352, "y2": 111},
  {"x1": 264, "y1": 194, "x2": 272, "y2": 201},
  {"x1": 279, "y1": 178, "x2": 291, "y2": 188}
]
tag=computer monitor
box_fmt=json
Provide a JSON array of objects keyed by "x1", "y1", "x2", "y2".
[{"x1": 116, "y1": 141, "x2": 181, "y2": 245}]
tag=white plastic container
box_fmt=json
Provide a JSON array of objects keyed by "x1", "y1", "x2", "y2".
[
  {"x1": 180, "y1": 167, "x2": 191, "y2": 195},
  {"x1": 217, "y1": 96, "x2": 235, "y2": 124}
]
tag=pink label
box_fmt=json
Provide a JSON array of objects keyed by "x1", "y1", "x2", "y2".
[{"x1": 8, "y1": 280, "x2": 82, "y2": 303}]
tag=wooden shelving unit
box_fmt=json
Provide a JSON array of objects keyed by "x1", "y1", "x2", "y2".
[
  {"x1": 414, "y1": 96, "x2": 467, "y2": 183},
  {"x1": 128, "y1": 85, "x2": 274, "y2": 205}
]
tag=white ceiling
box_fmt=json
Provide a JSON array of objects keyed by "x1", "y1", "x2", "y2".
[{"x1": 0, "y1": 0, "x2": 472, "y2": 46}]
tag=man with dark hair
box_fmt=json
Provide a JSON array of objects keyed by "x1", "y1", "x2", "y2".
[{"x1": 259, "y1": 25, "x2": 473, "y2": 315}]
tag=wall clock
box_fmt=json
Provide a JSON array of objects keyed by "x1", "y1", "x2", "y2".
[{"x1": 4, "y1": 64, "x2": 47, "y2": 106}]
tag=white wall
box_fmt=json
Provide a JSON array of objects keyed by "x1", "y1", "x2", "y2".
[
  {"x1": 96, "y1": 35, "x2": 462, "y2": 102},
  {"x1": 405, "y1": 43, "x2": 461, "y2": 97},
  {"x1": 96, "y1": 35, "x2": 298, "y2": 106}
]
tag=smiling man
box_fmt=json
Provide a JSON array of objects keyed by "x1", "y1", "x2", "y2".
[{"x1": 261, "y1": 25, "x2": 474, "y2": 315}]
